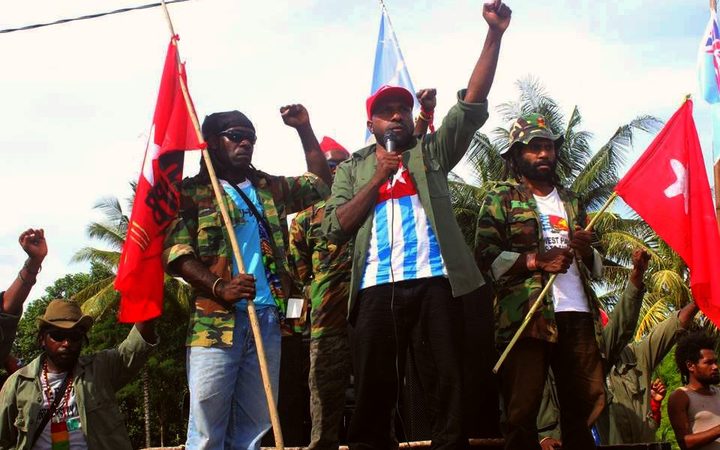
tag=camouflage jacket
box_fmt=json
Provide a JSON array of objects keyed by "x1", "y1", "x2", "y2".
[
  {"x1": 163, "y1": 170, "x2": 329, "y2": 348},
  {"x1": 474, "y1": 181, "x2": 604, "y2": 347},
  {"x1": 288, "y1": 201, "x2": 352, "y2": 339}
]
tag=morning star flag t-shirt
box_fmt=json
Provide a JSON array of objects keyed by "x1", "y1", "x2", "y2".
[
  {"x1": 360, "y1": 162, "x2": 447, "y2": 289},
  {"x1": 533, "y1": 188, "x2": 590, "y2": 313}
]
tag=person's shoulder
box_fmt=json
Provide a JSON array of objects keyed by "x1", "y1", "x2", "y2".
[
  {"x1": 343, "y1": 145, "x2": 375, "y2": 166},
  {"x1": 486, "y1": 181, "x2": 520, "y2": 197},
  {"x1": 180, "y1": 173, "x2": 212, "y2": 195},
  {"x1": 668, "y1": 387, "x2": 690, "y2": 407}
]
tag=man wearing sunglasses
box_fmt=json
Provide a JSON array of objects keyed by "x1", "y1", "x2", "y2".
[
  {"x1": 164, "y1": 104, "x2": 331, "y2": 449},
  {"x1": 0, "y1": 299, "x2": 156, "y2": 449}
]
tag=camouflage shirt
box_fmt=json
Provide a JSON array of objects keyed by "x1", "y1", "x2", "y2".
[
  {"x1": 474, "y1": 181, "x2": 604, "y2": 347},
  {"x1": 163, "y1": 170, "x2": 329, "y2": 348},
  {"x1": 289, "y1": 200, "x2": 352, "y2": 339}
]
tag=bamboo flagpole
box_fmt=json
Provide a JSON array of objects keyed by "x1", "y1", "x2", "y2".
[
  {"x1": 159, "y1": 3, "x2": 285, "y2": 448},
  {"x1": 492, "y1": 192, "x2": 619, "y2": 374}
]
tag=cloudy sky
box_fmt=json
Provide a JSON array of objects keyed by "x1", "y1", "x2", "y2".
[{"x1": 0, "y1": 0, "x2": 714, "y2": 301}]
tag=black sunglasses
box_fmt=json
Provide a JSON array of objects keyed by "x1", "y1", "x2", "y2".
[
  {"x1": 219, "y1": 130, "x2": 257, "y2": 144},
  {"x1": 47, "y1": 329, "x2": 85, "y2": 343}
]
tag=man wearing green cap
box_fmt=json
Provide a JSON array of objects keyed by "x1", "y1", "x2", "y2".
[
  {"x1": 0, "y1": 299, "x2": 156, "y2": 449},
  {"x1": 475, "y1": 113, "x2": 605, "y2": 450}
]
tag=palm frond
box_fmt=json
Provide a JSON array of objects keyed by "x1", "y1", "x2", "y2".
[
  {"x1": 635, "y1": 293, "x2": 672, "y2": 340},
  {"x1": 79, "y1": 282, "x2": 121, "y2": 320},
  {"x1": 72, "y1": 275, "x2": 116, "y2": 304},
  {"x1": 71, "y1": 247, "x2": 120, "y2": 270},
  {"x1": 85, "y1": 221, "x2": 126, "y2": 251}
]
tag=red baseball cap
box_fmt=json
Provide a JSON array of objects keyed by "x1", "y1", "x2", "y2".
[
  {"x1": 320, "y1": 136, "x2": 350, "y2": 158},
  {"x1": 366, "y1": 85, "x2": 414, "y2": 120}
]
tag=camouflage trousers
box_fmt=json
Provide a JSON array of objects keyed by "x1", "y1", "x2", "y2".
[{"x1": 308, "y1": 332, "x2": 351, "y2": 450}]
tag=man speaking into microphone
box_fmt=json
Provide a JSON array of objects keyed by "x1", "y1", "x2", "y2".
[{"x1": 322, "y1": 2, "x2": 511, "y2": 448}]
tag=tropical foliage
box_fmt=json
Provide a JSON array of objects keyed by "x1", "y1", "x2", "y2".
[{"x1": 71, "y1": 195, "x2": 192, "y2": 319}]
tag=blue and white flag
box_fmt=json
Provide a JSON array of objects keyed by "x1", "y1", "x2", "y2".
[
  {"x1": 698, "y1": 9, "x2": 720, "y2": 163},
  {"x1": 367, "y1": 8, "x2": 419, "y2": 141}
]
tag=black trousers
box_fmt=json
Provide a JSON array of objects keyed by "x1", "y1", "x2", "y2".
[{"x1": 347, "y1": 277, "x2": 467, "y2": 450}]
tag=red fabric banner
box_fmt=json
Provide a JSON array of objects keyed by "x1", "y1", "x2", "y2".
[
  {"x1": 115, "y1": 36, "x2": 204, "y2": 322},
  {"x1": 615, "y1": 100, "x2": 720, "y2": 326}
]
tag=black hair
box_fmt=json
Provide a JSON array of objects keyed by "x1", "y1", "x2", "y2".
[
  {"x1": 675, "y1": 331, "x2": 717, "y2": 384},
  {"x1": 502, "y1": 143, "x2": 561, "y2": 186}
]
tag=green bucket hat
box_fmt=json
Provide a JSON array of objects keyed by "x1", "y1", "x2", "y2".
[
  {"x1": 502, "y1": 113, "x2": 564, "y2": 156},
  {"x1": 37, "y1": 299, "x2": 93, "y2": 332}
]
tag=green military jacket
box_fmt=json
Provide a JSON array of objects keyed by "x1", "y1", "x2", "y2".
[
  {"x1": 474, "y1": 181, "x2": 604, "y2": 345},
  {"x1": 538, "y1": 281, "x2": 645, "y2": 440},
  {"x1": 164, "y1": 170, "x2": 328, "y2": 347},
  {"x1": 289, "y1": 200, "x2": 352, "y2": 339},
  {"x1": 599, "y1": 311, "x2": 682, "y2": 444},
  {"x1": 322, "y1": 90, "x2": 488, "y2": 313},
  {"x1": 0, "y1": 326, "x2": 154, "y2": 450}
]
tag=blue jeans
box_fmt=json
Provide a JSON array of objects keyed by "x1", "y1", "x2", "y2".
[{"x1": 185, "y1": 307, "x2": 281, "y2": 450}]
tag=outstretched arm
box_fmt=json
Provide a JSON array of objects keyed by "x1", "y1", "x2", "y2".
[
  {"x1": 3, "y1": 228, "x2": 47, "y2": 315},
  {"x1": 464, "y1": 1, "x2": 511, "y2": 103},
  {"x1": 281, "y1": 104, "x2": 332, "y2": 187}
]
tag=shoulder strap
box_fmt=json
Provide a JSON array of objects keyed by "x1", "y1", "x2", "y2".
[
  {"x1": 225, "y1": 182, "x2": 271, "y2": 232},
  {"x1": 30, "y1": 370, "x2": 72, "y2": 448}
]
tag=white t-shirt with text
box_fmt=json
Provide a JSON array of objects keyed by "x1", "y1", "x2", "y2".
[{"x1": 533, "y1": 188, "x2": 590, "y2": 313}]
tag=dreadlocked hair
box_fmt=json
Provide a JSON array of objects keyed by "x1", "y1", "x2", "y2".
[{"x1": 675, "y1": 331, "x2": 717, "y2": 384}]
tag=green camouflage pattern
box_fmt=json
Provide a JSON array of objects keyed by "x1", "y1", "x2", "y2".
[
  {"x1": 308, "y1": 334, "x2": 351, "y2": 448},
  {"x1": 504, "y1": 113, "x2": 563, "y2": 155},
  {"x1": 474, "y1": 181, "x2": 605, "y2": 351},
  {"x1": 163, "y1": 170, "x2": 329, "y2": 348},
  {"x1": 289, "y1": 201, "x2": 352, "y2": 339}
]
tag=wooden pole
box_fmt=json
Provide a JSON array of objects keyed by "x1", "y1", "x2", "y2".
[
  {"x1": 492, "y1": 192, "x2": 619, "y2": 374},
  {"x1": 160, "y1": 3, "x2": 284, "y2": 448}
]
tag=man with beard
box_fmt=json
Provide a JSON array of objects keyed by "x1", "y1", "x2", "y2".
[
  {"x1": 322, "y1": 3, "x2": 511, "y2": 448},
  {"x1": 164, "y1": 105, "x2": 330, "y2": 449},
  {"x1": 0, "y1": 299, "x2": 156, "y2": 449},
  {"x1": 475, "y1": 113, "x2": 605, "y2": 450},
  {"x1": 668, "y1": 332, "x2": 720, "y2": 450}
]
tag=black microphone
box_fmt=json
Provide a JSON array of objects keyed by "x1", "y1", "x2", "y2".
[
  {"x1": 383, "y1": 130, "x2": 397, "y2": 153},
  {"x1": 383, "y1": 130, "x2": 398, "y2": 180}
]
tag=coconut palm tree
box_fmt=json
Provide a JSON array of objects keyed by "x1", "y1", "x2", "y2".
[{"x1": 455, "y1": 77, "x2": 698, "y2": 337}]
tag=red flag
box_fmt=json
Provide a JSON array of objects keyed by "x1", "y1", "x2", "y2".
[
  {"x1": 615, "y1": 100, "x2": 720, "y2": 325},
  {"x1": 115, "y1": 36, "x2": 204, "y2": 322}
]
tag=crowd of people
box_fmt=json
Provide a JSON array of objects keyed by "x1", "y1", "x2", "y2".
[{"x1": 1, "y1": 2, "x2": 719, "y2": 450}]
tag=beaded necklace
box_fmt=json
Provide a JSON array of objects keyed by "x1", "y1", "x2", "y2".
[{"x1": 41, "y1": 359, "x2": 74, "y2": 450}]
